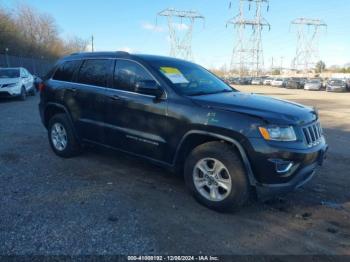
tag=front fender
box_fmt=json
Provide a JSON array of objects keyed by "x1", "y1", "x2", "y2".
[{"x1": 173, "y1": 130, "x2": 257, "y2": 186}]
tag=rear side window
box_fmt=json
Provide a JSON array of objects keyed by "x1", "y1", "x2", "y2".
[
  {"x1": 77, "y1": 59, "x2": 112, "y2": 87},
  {"x1": 53, "y1": 60, "x2": 81, "y2": 82},
  {"x1": 114, "y1": 60, "x2": 154, "y2": 92}
]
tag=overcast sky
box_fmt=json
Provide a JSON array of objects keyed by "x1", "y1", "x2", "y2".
[{"x1": 4, "y1": 0, "x2": 350, "y2": 69}]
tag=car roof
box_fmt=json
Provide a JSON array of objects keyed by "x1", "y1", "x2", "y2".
[
  {"x1": 0, "y1": 67, "x2": 22, "y2": 70},
  {"x1": 63, "y1": 51, "x2": 191, "y2": 64}
]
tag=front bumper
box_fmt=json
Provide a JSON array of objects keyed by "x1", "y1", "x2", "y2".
[
  {"x1": 243, "y1": 137, "x2": 328, "y2": 195},
  {"x1": 327, "y1": 86, "x2": 347, "y2": 92},
  {"x1": 304, "y1": 86, "x2": 321, "y2": 90},
  {"x1": 0, "y1": 91, "x2": 19, "y2": 98},
  {"x1": 0, "y1": 86, "x2": 21, "y2": 97}
]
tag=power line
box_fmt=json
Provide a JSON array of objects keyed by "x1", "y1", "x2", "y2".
[
  {"x1": 227, "y1": 0, "x2": 270, "y2": 76},
  {"x1": 157, "y1": 8, "x2": 205, "y2": 61},
  {"x1": 291, "y1": 18, "x2": 327, "y2": 72}
]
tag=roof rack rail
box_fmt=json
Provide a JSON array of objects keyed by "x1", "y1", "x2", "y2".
[
  {"x1": 69, "y1": 51, "x2": 130, "y2": 57},
  {"x1": 115, "y1": 51, "x2": 130, "y2": 55}
]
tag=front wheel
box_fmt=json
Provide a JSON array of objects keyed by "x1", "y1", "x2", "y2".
[
  {"x1": 19, "y1": 87, "x2": 26, "y2": 101},
  {"x1": 48, "y1": 114, "x2": 81, "y2": 158},
  {"x1": 184, "y1": 141, "x2": 250, "y2": 212},
  {"x1": 29, "y1": 86, "x2": 36, "y2": 96}
]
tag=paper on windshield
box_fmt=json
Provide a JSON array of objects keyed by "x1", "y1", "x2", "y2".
[{"x1": 160, "y1": 67, "x2": 189, "y2": 84}]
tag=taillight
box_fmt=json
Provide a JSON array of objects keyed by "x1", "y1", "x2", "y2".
[{"x1": 38, "y1": 82, "x2": 45, "y2": 92}]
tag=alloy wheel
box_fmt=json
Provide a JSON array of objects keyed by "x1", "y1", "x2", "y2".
[
  {"x1": 193, "y1": 158, "x2": 232, "y2": 202},
  {"x1": 51, "y1": 123, "x2": 68, "y2": 151}
]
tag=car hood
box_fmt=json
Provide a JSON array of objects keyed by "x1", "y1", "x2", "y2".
[
  {"x1": 0, "y1": 78, "x2": 20, "y2": 85},
  {"x1": 328, "y1": 83, "x2": 345, "y2": 87},
  {"x1": 190, "y1": 92, "x2": 317, "y2": 125}
]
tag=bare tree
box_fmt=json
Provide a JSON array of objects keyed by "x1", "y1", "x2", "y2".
[
  {"x1": 0, "y1": 3, "x2": 87, "y2": 59},
  {"x1": 63, "y1": 36, "x2": 89, "y2": 55}
]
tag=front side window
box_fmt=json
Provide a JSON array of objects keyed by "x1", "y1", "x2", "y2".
[
  {"x1": 53, "y1": 60, "x2": 81, "y2": 82},
  {"x1": 77, "y1": 59, "x2": 112, "y2": 87},
  {"x1": 114, "y1": 60, "x2": 154, "y2": 92},
  {"x1": 0, "y1": 69, "x2": 20, "y2": 78},
  {"x1": 148, "y1": 59, "x2": 234, "y2": 96}
]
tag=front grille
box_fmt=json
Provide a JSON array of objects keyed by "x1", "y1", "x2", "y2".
[{"x1": 302, "y1": 122, "x2": 323, "y2": 147}]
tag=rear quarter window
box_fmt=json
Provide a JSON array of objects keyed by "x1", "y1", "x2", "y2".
[{"x1": 52, "y1": 60, "x2": 81, "y2": 82}]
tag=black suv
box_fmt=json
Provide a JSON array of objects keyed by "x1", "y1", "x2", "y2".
[{"x1": 39, "y1": 52, "x2": 328, "y2": 211}]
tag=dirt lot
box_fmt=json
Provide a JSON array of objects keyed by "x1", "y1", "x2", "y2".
[{"x1": 0, "y1": 86, "x2": 349, "y2": 255}]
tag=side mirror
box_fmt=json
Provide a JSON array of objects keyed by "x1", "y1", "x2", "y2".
[{"x1": 135, "y1": 80, "x2": 163, "y2": 98}]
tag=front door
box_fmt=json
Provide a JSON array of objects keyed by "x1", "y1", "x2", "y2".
[{"x1": 103, "y1": 59, "x2": 168, "y2": 162}]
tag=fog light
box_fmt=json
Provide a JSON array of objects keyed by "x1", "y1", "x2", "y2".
[{"x1": 268, "y1": 159, "x2": 295, "y2": 175}]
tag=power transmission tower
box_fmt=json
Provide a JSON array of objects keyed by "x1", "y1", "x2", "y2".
[
  {"x1": 291, "y1": 18, "x2": 327, "y2": 72},
  {"x1": 227, "y1": 0, "x2": 270, "y2": 77},
  {"x1": 158, "y1": 8, "x2": 204, "y2": 61}
]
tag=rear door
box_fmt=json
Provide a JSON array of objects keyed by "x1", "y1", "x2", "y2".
[
  {"x1": 103, "y1": 59, "x2": 168, "y2": 162},
  {"x1": 20, "y1": 68, "x2": 30, "y2": 91},
  {"x1": 73, "y1": 59, "x2": 114, "y2": 143},
  {"x1": 24, "y1": 69, "x2": 34, "y2": 88}
]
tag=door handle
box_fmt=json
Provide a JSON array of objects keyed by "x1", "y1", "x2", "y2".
[
  {"x1": 108, "y1": 94, "x2": 128, "y2": 101},
  {"x1": 67, "y1": 88, "x2": 77, "y2": 92}
]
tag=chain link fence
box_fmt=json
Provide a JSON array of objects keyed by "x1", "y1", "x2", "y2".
[{"x1": 0, "y1": 53, "x2": 56, "y2": 77}]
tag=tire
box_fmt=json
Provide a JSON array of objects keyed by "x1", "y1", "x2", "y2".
[
  {"x1": 29, "y1": 86, "x2": 36, "y2": 96},
  {"x1": 184, "y1": 141, "x2": 250, "y2": 212},
  {"x1": 48, "y1": 113, "x2": 81, "y2": 158},
  {"x1": 19, "y1": 86, "x2": 26, "y2": 101}
]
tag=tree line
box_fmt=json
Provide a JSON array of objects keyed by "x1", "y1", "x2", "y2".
[{"x1": 0, "y1": 4, "x2": 88, "y2": 60}]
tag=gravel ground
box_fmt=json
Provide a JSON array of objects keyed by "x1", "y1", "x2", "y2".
[{"x1": 0, "y1": 86, "x2": 349, "y2": 255}]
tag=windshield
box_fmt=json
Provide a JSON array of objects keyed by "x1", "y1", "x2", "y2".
[
  {"x1": 0, "y1": 69, "x2": 20, "y2": 78},
  {"x1": 329, "y1": 80, "x2": 344, "y2": 85},
  {"x1": 307, "y1": 79, "x2": 321, "y2": 84},
  {"x1": 149, "y1": 59, "x2": 234, "y2": 96}
]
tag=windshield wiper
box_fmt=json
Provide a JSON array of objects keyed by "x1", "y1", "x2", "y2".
[
  {"x1": 206, "y1": 89, "x2": 233, "y2": 95},
  {"x1": 188, "y1": 89, "x2": 233, "y2": 96},
  {"x1": 187, "y1": 91, "x2": 210, "y2": 96}
]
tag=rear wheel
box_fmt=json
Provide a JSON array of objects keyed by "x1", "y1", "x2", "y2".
[
  {"x1": 184, "y1": 141, "x2": 250, "y2": 212},
  {"x1": 48, "y1": 114, "x2": 81, "y2": 158}
]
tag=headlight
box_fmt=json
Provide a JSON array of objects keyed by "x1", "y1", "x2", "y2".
[
  {"x1": 4, "y1": 83, "x2": 19, "y2": 88},
  {"x1": 259, "y1": 126, "x2": 297, "y2": 141}
]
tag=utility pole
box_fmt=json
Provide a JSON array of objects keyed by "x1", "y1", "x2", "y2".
[
  {"x1": 270, "y1": 56, "x2": 274, "y2": 71},
  {"x1": 291, "y1": 18, "x2": 327, "y2": 72},
  {"x1": 227, "y1": 0, "x2": 270, "y2": 77},
  {"x1": 157, "y1": 8, "x2": 205, "y2": 61},
  {"x1": 5, "y1": 48, "x2": 9, "y2": 67},
  {"x1": 280, "y1": 56, "x2": 284, "y2": 72},
  {"x1": 91, "y1": 35, "x2": 94, "y2": 52}
]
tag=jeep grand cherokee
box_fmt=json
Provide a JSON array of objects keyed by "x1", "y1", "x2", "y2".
[{"x1": 39, "y1": 51, "x2": 328, "y2": 211}]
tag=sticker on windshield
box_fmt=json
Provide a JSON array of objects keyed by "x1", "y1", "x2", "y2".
[{"x1": 160, "y1": 67, "x2": 189, "y2": 84}]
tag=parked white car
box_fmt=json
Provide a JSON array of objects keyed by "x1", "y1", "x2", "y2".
[
  {"x1": 263, "y1": 77, "x2": 273, "y2": 85},
  {"x1": 251, "y1": 78, "x2": 263, "y2": 85},
  {"x1": 271, "y1": 78, "x2": 285, "y2": 87},
  {"x1": 0, "y1": 67, "x2": 35, "y2": 100}
]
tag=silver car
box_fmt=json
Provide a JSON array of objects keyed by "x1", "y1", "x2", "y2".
[{"x1": 304, "y1": 79, "x2": 322, "y2": 91}]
